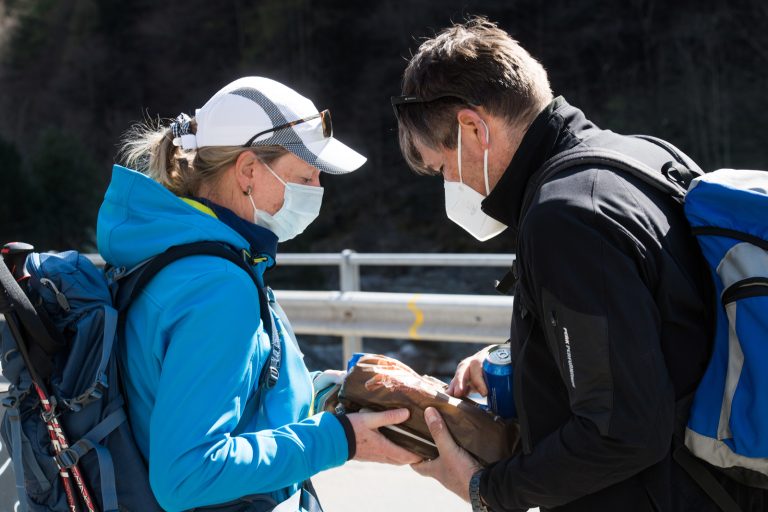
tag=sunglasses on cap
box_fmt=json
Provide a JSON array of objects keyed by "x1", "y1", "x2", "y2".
[
  {"x1": 244, "y1": 109, "x2": 332, "y2": 147},
  {"x1": 390, "y1": 93, "x2": 478, "y2": 121}
]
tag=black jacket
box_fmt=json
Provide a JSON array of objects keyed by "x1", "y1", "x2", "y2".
[{"x1": 476, "y1": 98, "x2": 760, "y2": 512}]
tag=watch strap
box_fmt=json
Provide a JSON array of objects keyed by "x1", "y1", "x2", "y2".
[{"x1": 469, "y1": 469, "x2": 489, "y2": 512}]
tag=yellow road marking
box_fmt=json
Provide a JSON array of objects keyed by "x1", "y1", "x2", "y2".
[{"x1": 407, "y1": 294, "x2": 424, "y2": 340}]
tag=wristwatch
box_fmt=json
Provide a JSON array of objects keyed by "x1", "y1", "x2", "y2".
[{"x1": 469, "y1": 469, "x2": 490, "y2": 512}]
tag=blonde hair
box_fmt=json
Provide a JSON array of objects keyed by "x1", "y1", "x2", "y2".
[{"x1": 118, "y1": 116, "x2": 288, "y2": 197}]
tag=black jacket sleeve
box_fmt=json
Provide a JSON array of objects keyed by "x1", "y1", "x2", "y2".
[{"x1": 481, "y1": 188, "x2": 676, "y2": 511}]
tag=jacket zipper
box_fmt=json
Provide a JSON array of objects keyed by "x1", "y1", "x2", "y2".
[{"x1": 514, "y1": 321, "x2": 535, "y2": 454}]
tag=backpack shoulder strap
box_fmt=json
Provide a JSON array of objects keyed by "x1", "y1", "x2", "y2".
[
  {"x1": 519, "y1": 146, "x2": 692, "y2": 227},
  {"x1": 673, "y1": 446, "x2": 743, "y2": 512},
  {"x1": 632, "y1": 135, "x2": 705, "y2": 175},
  {"x1": 114, "y1": 241, "x2": 281, "y2": 401}
]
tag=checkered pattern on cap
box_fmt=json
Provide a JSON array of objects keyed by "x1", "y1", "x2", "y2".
[{"x1": 230, "y1": 87, "x2": 341, "y2": 174}]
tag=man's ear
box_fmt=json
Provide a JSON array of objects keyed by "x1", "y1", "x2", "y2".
[
  {"x1": 456, "y1": 108, "x2": 490, "y2": 149},
  {"x1": 234, "y1": 150, "x2": 259, "y2": 192}
]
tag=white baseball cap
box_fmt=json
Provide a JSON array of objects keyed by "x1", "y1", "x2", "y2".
[{"x1": 178, "y1": 77, "x2": 366, "y2": 174}]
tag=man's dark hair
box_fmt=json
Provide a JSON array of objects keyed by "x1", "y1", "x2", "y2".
[{"x1": 396, "y1": 16, "x2": 553, "y2": 174}]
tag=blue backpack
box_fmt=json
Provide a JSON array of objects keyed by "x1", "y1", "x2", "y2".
[
  {"x1": 0, "y1": 241, "x2": 287, "y2": 512},
  {"x1": 528, "y1": 137, "x2": 767, "y2": 512},
  {"x1": 681, "y1": 169, "x2": 768, "y2": 504}
]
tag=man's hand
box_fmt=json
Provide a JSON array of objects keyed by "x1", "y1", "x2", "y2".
[
  {"x1": 411, "y1": 407, "x2": 482, "y2": 502},
  {"x1": 447, "y1": 345, "x2": 493, "y2": 397},
  {"x1": 346, "y1": 408, "x2": 423, "y2": 465}
]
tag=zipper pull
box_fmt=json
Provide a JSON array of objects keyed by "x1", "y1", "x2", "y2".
[{"x1": 39, "y1": 278, "x2": 70, "y2": 311}]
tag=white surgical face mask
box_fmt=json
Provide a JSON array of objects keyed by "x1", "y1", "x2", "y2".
[
  {"x1": 248, "y1": 162, "x2": 324, "y2": 242},
  {"x1": 444, "y1": 121, "x2": 508, "y2": 242}
]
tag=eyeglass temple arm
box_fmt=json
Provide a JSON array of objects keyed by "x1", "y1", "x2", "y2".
[{"x1": 245, "y1": 112, "x2": 323, "y2": 147}]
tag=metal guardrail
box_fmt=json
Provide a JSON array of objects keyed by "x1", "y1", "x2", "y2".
[
  {"x1": 275, "y1": 290, "x2": 515, "y2": 343},
  {"x1": 85, "y1": 251, "x2": 515, "y2": 269},
  {"x1": 46, "y1": 251, "x2": 518, "y2": 366},
  {"x1": 272, "y1": 250, "x2": 515, "y2": 365}
]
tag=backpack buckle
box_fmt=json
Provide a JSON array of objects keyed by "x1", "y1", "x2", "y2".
[
  {"x1": 662, "y1": 161, "x2": 695, "y2": 189},
  {"x1": 494, "y1": 260, "x2": 518, "y2": 296},
  {"x1": 1, "y1": 395, "x2": 18, "y2": 409},
  {"x1": 54, "y1": 447, "x2": 80, "y2": 469},
  {"x1": 65, "y1": 374, "x2": 107, "y2": 411},
  {"x1": 87, "y1": 376, "x2": 107, "y2": 402},
  {"x1": 267, "y1": 366, "x2": 280, "y2": 387},
  {"x1": 41, "y1": 407, "x2": 59, "y2": 423}
]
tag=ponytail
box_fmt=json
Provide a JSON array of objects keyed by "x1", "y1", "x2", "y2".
[{"x1": 118, "y1": 117, "x2": 197, "y2": 196}]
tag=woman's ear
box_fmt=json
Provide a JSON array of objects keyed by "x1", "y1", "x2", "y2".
[
  {"x1": 456, "y1": 109, "x2": 490, "y2": 150},
  {"x1": 234, "y1": 150, "x2": 259, "y2": 193}
]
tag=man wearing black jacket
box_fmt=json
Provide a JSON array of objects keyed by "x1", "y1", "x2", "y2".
[{"x1": 393, "y1": 16, "x2": 764, "y2": 512}]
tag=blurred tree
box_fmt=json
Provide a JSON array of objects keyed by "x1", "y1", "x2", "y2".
[
  {"x1": 28, "y1": 128, "x2": 103, "y2": 251},
  {"x1": 0, "y1": 137, "x2": 32, "y2": 244},
  {"x1": 0, "y1": 0, "x2": 765, "y2": 253}
]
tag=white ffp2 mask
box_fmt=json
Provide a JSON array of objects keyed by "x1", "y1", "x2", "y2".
[
  {"x1": 444, "y1": 121, "x2": 508, "y2": 242},
  {"x1": 249, "y1": 162, "x2": 324, "y2": 242}
]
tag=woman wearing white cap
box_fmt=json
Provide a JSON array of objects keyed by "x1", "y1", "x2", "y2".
[{"x1": 97, "y1": 77, "x2": 420, "y2": 511}]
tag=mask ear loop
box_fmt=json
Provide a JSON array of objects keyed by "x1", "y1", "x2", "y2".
[
  {"x1": 457, "y1": 123, "x2": 463, "y2": 185},
  {"x1": 480, "y1": 119, "x2": 491, "y2": 195},
  {"x1": 261, "y1": 160, "x2": 288, "y2": 187},
  {"x1": 245, "y1": 185, "x2": 259, "y2": 212}
]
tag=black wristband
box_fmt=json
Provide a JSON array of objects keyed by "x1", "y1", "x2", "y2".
[{"x1": 333, "y1": 413, "x2": 356, "y2": 460}]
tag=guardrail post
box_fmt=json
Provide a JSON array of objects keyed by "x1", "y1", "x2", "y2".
[{"x1": 339, "y1": 249, "x2": 361, "y2": 367}]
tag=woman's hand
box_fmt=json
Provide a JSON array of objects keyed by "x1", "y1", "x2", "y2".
[
  {"x1": 346, "y1": 408, "x2": 422, "y2": 465},
  {"x1": 312, "y1": 369, "x2": 345, "y2": 391},
  {"x1": 446, "y1": 345, "x2": 493, "y2": 398}
]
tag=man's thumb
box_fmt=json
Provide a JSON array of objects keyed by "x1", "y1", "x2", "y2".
[{"x1": 424, "y1": 407, "x2": 454, "y2": 450}]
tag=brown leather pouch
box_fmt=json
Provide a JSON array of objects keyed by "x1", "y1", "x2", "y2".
[{"x1": 337, "y1": 354, "x2": 519, "y2": 466}]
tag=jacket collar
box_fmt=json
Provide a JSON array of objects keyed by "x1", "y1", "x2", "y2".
[
  {"x1": 481, "y1": 96, "x2": 595, "y2": 233},
  {"x1": 190, "y1": 197, "x2": 278, "y2": 266}
]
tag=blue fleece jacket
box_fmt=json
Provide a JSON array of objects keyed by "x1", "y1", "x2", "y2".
[{"x1": 97, "y1": 165, "x2": 348, "y2": 511}]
